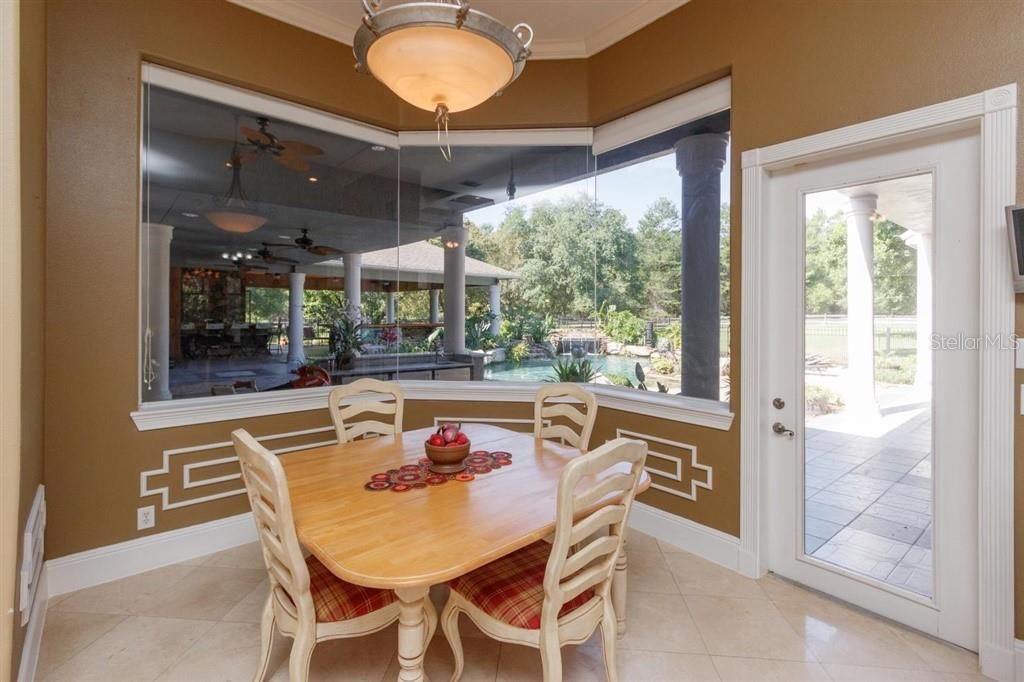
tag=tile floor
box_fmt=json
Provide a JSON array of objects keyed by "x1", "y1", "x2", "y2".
[
  {"x1": 804, "y1": 407, "x2": 933, "y2": 597},
  {"x1": 35, "y1": 532, "x2": 986, "y2": 681}
]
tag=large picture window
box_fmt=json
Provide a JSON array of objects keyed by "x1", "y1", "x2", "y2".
[{"x1": 139, "y1": 65, "x2": 730, "y2": 412}]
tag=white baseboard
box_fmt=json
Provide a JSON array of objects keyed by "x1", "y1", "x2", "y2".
[
  {"x1": 16, "y1": 567, "x2": 48, "y2": 682},
  {"x1": 628, "y1": 502, "x2": 753, "y2": 575},
  {"x1": 978, "y1": 638, "x2": 1017, "y2": 682},
  {"x1": 1013, "y1": 638, "x2": 1024, "y2": 682},
  {"x1": 46, "y1": 512, "x2": 257, "y2": 597}
]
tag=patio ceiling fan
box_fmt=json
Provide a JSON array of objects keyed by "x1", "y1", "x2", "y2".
[
  {"x1": 255, "y1": 244, "x2": 300, "y2": 265},
  {"x1": 236, "y1": 117, "x2": 324, "y2": 173},
  {"x1": 276, "y1": 229, "x2": 343, "y2": 257}
]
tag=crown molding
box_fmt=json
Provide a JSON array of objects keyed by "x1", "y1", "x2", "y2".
[{"x1": 226, "y1": 0, "x2": 689, "y2": 60}]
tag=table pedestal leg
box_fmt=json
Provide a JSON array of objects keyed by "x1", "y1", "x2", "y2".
[
  {"x1": 395, "y1": 586, "x2": 430, "y2": 682},
  {"x1": 612, "y1": 543, "x2": 628, "y2": 638}
]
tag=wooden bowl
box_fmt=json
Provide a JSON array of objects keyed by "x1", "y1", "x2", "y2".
[{"x1": 424, "y1": 440, "x2": 471, "y2": 474}]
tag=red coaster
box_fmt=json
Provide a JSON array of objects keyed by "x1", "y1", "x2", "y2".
[{"x1": 363, "y1": 451, "x2": 512, "y2": 492}]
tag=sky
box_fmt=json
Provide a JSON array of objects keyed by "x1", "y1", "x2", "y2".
[{"x1": 466, "y1": 143, "x2": 733, "y2": 231}]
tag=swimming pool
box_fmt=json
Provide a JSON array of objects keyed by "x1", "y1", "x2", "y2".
[{"x1": 484, "y1": 354, "x2": 650, "y2": 383}]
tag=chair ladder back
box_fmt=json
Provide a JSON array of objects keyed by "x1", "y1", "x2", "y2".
[
  {"x1": 541, "y1": 438, "x2": 646, "y2": 623},
  {"x1": 231, "y1": 429, "x2": 313, "y2": 620},
  {"x1": 533, "y1": 383, "x2": 598, "y2": 452},
  {"x1": 329, "y1": 379, "x2": 405, "y2": 443}
]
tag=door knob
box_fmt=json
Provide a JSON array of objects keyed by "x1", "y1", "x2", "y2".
[
  {"x1": 772, "y1": 422, "x2": 795, "y2": 437},
  {"x1": 772, "y1": 397, "x2": 785, "y2": 409}
]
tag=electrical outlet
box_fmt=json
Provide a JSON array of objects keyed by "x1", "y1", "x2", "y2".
[{"x1": 137, "y1": 505, "x2": 155, "y2": 531}]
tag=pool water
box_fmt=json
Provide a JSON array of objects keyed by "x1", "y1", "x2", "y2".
[{"x1": 484, "y1": 354, "x2": 650, "y2": 383}]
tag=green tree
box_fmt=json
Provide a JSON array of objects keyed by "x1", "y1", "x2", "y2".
[
  {"x1": 247, "y1": 287, "x2": 287, "y2": 322},
  {"x1": 873, "y1": 219, "x2": 917, "y2": 315},
  {"x1": 635, "y1": 197, "x2": 681, "y2": 318}
]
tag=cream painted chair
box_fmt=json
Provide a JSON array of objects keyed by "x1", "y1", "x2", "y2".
[
  {"x1": 534, "y1": 383, "x2": 598, "y2": 452},
  {"x1": 328, "y1": 378, "x2": 405, "y2": 443},
  {"x1": 231, "y1": 429, "x2": 435, "y2": 682},
  {"x1": 441, "y1": 437, "x2": 647, "y2": 682}
]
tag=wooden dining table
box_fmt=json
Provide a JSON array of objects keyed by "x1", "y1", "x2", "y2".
[{"x1": 280, "y1": 423, "x2": 650, "y2": 682}]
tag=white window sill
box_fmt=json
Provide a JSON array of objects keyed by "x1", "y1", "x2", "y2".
[{"x1": 129, "y1": 381, "x2": 735, "y2": 432}]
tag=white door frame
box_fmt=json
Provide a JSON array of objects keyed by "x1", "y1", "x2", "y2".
[{"x1": 739, "y1": 84, "x2": 1017, "y2": 682}]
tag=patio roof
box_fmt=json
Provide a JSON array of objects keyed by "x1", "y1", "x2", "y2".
[{"x1": 300, "y1": 240, "x2": 518, "y2": 287}]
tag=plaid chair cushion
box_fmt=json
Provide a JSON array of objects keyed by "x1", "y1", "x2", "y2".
[
  {"x1": 448, "y1": 540, "x2": 595, "y2": 630},
  {"x1": 307, "y1": 555, "x2": 396, "y2": 622}
]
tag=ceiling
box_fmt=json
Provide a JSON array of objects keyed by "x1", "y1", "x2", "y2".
[{"x1": 226, "y1": 0, "x2": 689, "y2": 59}]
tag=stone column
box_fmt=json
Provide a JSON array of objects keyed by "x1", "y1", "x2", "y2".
[
  {"x1": 845, "y1": 194, "x2": 878, "y2": 416},
  {"x1": 144, "y1": 223, "x2": 173, "y2": 401},
  {"x1": 913, "y1": 230, "x2": 933, "y2": 392},
  {"x1": 342, "y1": 252, "x2": 362, "y2": 322},
  {"x1": 287, "y1": 271, "x2": 306, "y2": 366},
  {"x1": 675, "y1": 132, "x2": 728, "y2": 400},
  {"x1": 386, "y1": 290, "x2": 397, "y2": 324},
  {"x1": 488, "y1": 283, "x2": 502, "y2": 336},
  {"x1": 443, "y1": 226, "x2": 468, "y2": 355},
  {"x1": 429, "y1": 289, "x2": 441, "y2": 324}
]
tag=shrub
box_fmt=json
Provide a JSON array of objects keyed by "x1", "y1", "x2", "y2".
[
  {"x1": 806, "y1": 384, "x2": 843, "y2": 415},
  {"x1": 650, "y1": 357, "x2": 677, "y2": 375},
  {"x1": 875, "y1": 352, "x2": 915, "y2": 385},
  {"x1": 508, "y1": 341, "x2": 531, "y2": 365},
  {"x1": 546, "y1": 358, "x2": 596, "y2": 383},
  {"x1": 604, "y1": 372, "x2": 634, "y2": 387},
  {"x1": 600, "y1": 309, "x2": 646, "y2": 344},
  {"x1": 659, "y1": 322, "x2": 681, "y2": 349}
]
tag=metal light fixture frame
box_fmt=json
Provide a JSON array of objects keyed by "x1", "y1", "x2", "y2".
[{"x1": 353, "y1": 0, "x2": 534, "y2": 104}]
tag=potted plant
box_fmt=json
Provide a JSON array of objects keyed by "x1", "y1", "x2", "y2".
[{"x1": 332, "y1": 316, "x2": 365, "y2": 369}]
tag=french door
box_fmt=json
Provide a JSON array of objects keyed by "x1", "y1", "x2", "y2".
[{"x1": 761, "y1": 126, "x2": 980, "y2": 649}]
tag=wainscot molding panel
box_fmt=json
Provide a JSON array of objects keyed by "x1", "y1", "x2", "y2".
[
  {"x1": 615, "y1": 429, "x2": 712, "y2": 502},
  {"x1": 15, "y1": 569, "x2": 47, "y2": 682}
]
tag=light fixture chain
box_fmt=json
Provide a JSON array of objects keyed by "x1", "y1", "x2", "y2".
[{"x1": 435, "y1": 104, "x2": 453, "y2": 162}]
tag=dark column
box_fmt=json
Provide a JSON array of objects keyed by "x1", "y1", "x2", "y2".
[{"x1": 675, "y1": 133, "x2": 728, "y2": 400}]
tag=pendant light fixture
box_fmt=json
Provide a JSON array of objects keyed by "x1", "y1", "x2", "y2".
[
  {"x1": 353, "y1": 0, "x2": 533, "y2": 159},
  {"x1": 205, "y1": 147, "x2": 268, "y2": 234}
]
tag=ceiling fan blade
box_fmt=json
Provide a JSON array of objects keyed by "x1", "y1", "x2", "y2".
[
  {"x1": 275, "y1": 155, "x2": 310, "y2": 172},
  {"x1": 308, "y1": 245, "x2": 342, "y2": 256},
  {"x1": 235, "y1": 149, "x2": 259, "y2": 163},
  {"x1": 279, "y1": 141, "x2": 324, "y2": 157},
  {"x1": 240, "y1": 125, "x2": 270, "y2": 141},
  {"x1": 270, "y1": 255, "x2": 299, "y2": 264}
]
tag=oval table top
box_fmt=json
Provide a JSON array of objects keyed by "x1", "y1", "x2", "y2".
[{"x1": 280, "y1": 423, "x2": 649, "y2": 590}]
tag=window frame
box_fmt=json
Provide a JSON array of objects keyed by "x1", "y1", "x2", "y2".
[{"x1": 132, "y1": 64, "x2": 734, "y2": 431}]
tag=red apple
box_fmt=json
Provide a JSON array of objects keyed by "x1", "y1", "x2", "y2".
[
  {"x1": 428, "y1": 434, "x2": 444, "y2": 447},
  {"x1": 456, "y1": 433, "x2": 469, "y2": 445}
]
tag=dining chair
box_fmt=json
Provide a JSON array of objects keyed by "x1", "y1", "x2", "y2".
[
  {"x1": 533, "y1": 383, "x2": 598, "y2": 452},
  {"x1": 441, "y1": 437, "x2": 647, "y2": 682},
  {"x1": 231, "y1": 429, "x2": 435, "y2": 682},
  {"x1": 328, "y1": 378, "x2": 405, "y2": 443}
]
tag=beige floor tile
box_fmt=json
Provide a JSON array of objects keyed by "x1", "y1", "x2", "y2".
[
  {"x1": 757, "y1": 574, "x2": 831, "y2": 606},
  {"x1": 35, "y1": 611, "x2": 127, "y2": 678},
  {"x1": 385, "y1": 628, "x2": 500, "y2": 682},
  {"x1": 822, "y1": 663, "x2": 949, "y2": 681},
  {"x1": 266, "y1": 625, "x2": 398, "y2": 682},
  {"x1": 145, "y1": 566, "x2": 266, "y2": 621},
  {"x1": 618, "y1": 650, "x2": 721, "y2": 681},
  {"x1": 156, "y1": 621, "x2": 263, "y2": 682},
  {"x1": 626, "y1": 531, "x2": 662, "y2": 554},
  {"x1": 222, "y1": 578, "x2": 269, "y2": 623},
  {"x1": 626, "y1": 550, "x2": 680, "y2": 594},
  {"x1": 619, "y1": 591, "x2": 707, "y2": 654},
  {"x1": 685, "y1": 595, "x2": 814, "y2": 661},
  {"x1": 774, "y1": 597, "x2": 929, "y2": 669},
  {"x1": 40, "y1": 616, "x2": 215, "y2": 682},
  {"x1": 665, "y1": 551, "x2": 768, "y2": 599},
  {"x1": 496, "y1": 641, "x2": 608, "y2": 682},
  {"x1": 51, "y1": 564, "x2": 196, "y2": 616},
  {"x1": 199, "y1": 542, "x2": 266, "y2": 570},
  {"x1": 711, "y1": 656, "x2": 830, "y2": 681},
  {"x1": 886, "y1": 625, "x2": 980, "y2": 674}
]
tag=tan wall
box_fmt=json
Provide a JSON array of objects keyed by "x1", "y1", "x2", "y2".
[
  {"x1": 42, "y1": 0, "x2": 1024, "y2": 638},
  {"x1": 12, "y1": 0, "x2": 46, "y2": 676}
]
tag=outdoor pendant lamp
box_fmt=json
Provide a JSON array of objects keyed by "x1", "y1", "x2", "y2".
[
  {"x1": 206, "y1": 148, "x2": 268, "y2": 234},
  {"x1": 353, "y1": 0, "x2": 533, "y2": 158}
]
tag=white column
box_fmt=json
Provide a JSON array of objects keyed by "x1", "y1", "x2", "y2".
[
  {"x1": 914, "y1": 231, "x2": 933, "y2": 392},
  {"x1": 845, "y1": 194, "x2": 878, "y2": 417},
  {"x1": 429, "y1": 289, "x2": 441, "y2": 324},
  {"x1": 443, "y1": 226, "x2": 468, "y2": 355},
  {"x1": 386, "y1": 290, "x2": 397, "y2": 324},
  {"x1": 287, "y1": 271, "x2": 306, "y2": 366},
  {"x1": 342, "y1": 252, "x2": 362, "y2": 322},
  {"x1": 144, "y1": 223, "x2": 173, "y2": 401},
  {"x1": 488, "y1": 283, "x2": 502, "y2": 336}
]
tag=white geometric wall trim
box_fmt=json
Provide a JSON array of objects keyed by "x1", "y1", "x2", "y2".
[
  {"x1": 140, "y1": 425, "x2": 335, "y2": 512},
  {"x1": 432, "y1": 416, "x2": 541, "y2": 428},
  {"x1": 615, "y1": 429, "x2": 712, "y2": 501}
]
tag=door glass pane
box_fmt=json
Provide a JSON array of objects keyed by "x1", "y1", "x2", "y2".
[{"x1": 802, "y1": 174, "x2": 934, "y2": 598}]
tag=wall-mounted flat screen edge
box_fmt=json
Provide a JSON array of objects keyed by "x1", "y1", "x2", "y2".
[{"x1": 1006, "y1": 204, "x2": 1024, "y2": 292}]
